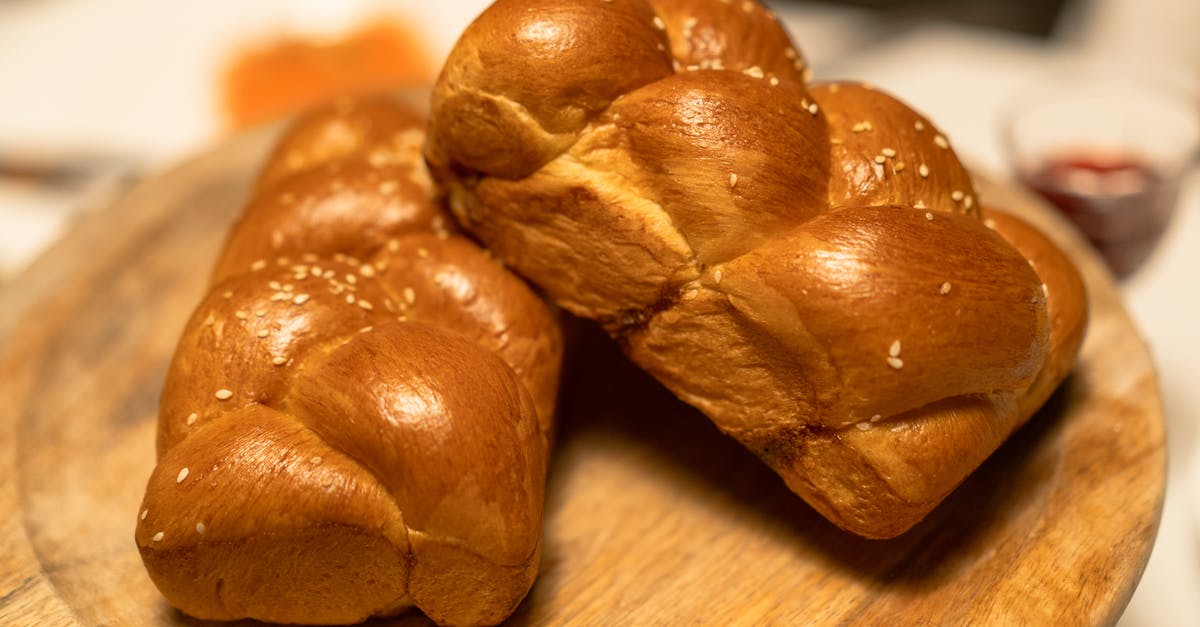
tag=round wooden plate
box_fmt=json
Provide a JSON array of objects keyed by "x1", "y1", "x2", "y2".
[{"x1": 0, "y1": 118, "x2": 1164, "y2": 625}]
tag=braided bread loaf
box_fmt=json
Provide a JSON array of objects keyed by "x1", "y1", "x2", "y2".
[
  {"x1": 427, "y1": 0, "x2": 1087, "y2": 538},
  {"x1": 136, "y1": 98, "x2": 562, "y2": 625}
]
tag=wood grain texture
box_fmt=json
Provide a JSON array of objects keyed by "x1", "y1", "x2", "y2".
[{"x1": 0, "y1": 114, "x2": 1164, "y2": 626}]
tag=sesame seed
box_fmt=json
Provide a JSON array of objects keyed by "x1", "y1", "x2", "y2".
[
  {"x1": 895, "y1": 162, "x2": 906, "y2": 172},
  {"x1": 345, "y1": 273, "x2": 357, "y2": 284},
  {"x1": 729, "y1": 173, "x2": 738, "y2": 188},
  {"x1": 359, "y1": 264, "x2": 376, "y2": 277},
  {"x1": 925, "y1": 212, "x2": 934, "y2": 221},
  {"x1": 934, "y1": 135, "x2": 949, "y2": 149},
  {"x1": 870, "y1": 414, "x2": 883, "y2": 423},
  {"x1": 856, "y1": 422, "x2": 871, "y2": 431},
  {"x1": 682, "y1": 289, "x2": 699, "y2": 300},
  {"x1": 887, "y1": 356, "x2": 904, "y2": 370},
  {"x1": 882, "y1": 148, "x2": 897, "y2": 158},
  {"x1": 785, "y1": 47, "x2": 797, "y2": 59},
  {"x1": 358, "y1": 300, "x2": 374, "y2": 311},
  {"x1": 140, "y1": 509, "x2": 148, "y2": 521},
  {"x1": 964, "y1": 195, "x2": 974, "y2": 209},
  {"x1": 744, "y1": 66, "x2": 764, "y2": 79},
  {"x1": 379, "y1": 181, "x2": 398, "y2": 195},
  {"x1": 915, "y1": 121, "x2": 926, "y2": 131},
  {"x1": 283, "y1": 284, "x2": 294, "y2": 292},
  {"x1": 914, "y1": 200, "x2": 927, "y2": 209},
  {"x1": 255, "y1": 309, "x2": 266, "y2": 317},
  {"x1": 292, "y1": 294, "x2": 310, "y2": 305},
  {"x1": 808, "y1": 102, "x2": 819, "y2": 115},
  {"x1": 235, "y1": 310, "x2": 248, "y2": 320},
  {"x1": 222, "y1": 291, "x2": 233, "y2": 299},
  {"x1": 359, "y1": 326, "x2": 373, "y2": 334},
  {"x1": 195, "y1": 522, "x2": 206, "y2": 535},
  {"x1": 713, "y1": 269, "x2": 723, "y2": 285},
  {"x1": 889, "y1": 340, "x2": 902, "y2": 357},
  {"x1": 416, "y1": 248, "x2": 429, "y2": 259},
  {"x1": 272, "y1": 356, "x2": 287, "y2": 366},
  {"x1": 310, "y1": 266, "x2": 323, "y2": 277},
  {"x1": 941, "y1": 282, "x2": 952, "y2": 295},
  {"x1": 152, "y1": 531, "x2": 164, "y2": 542},
  {"x1": 270, "y1": 292, "x2": 287, "y2": 302},
  {"x1": 256, "y1": 329, "x2": 269, "y2": 338},
  {"x1": 268, "y1": 281, "x2": 281, "y2": 290},
  {"x1": 1041, "y1": 283, "x2": 1049, "y2": 296},
  {"x1": 984, "y1": 218, "x2": 997, "y2": 229},
  {"x1": 403, "y1": 288, "x2": 416, "y2": 304},
  {"x1": 345, "y1": 294, "x2": 356, "y2": 304},
  {"x1": 250, "y1": 259, "x2": 267, "y2": 271},
  {"x1": 186, "y1": 412, "x2": 198, "y2": 426},
  {"x1": 653, "y1": 16, "x2": 665, "y2": 30},
  {"x1": 311, "y1": 456, "x2": 323, "y2": 465},
  {"x1": 852, "y1": 121, "x2": 873, "y2": 133},
  {"x1": 769, "y1": 76, "x2": 779, "y2": 86},
  {"x1": 874, "y1": 155, "x2": 887, "y2": 164},
  {"x1": 951, "y1": 190, "x2": 965, "y2": 202},
  {"x1": 918, "y1": 164, "x2": 930, "y2": 178},
  {"x1": 177, "y1": 467, "x2": 189, "y2": 483},
  {"x1": 215, "y1": 389, "x2": 233, "y2": 400}
]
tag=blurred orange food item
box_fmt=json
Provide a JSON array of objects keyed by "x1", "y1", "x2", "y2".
[{"x1": 222, "y1": 18, "x2": 433, "y2": 130}]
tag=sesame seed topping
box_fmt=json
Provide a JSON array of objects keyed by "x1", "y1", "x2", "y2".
[
  {"x1": 852, "y1": 121, "x2": 873, "y2": 133},
  {"x1": 250, "y1": 259, "x2": 266, "y2": 271},
  {"x1": 807, "y1": 102, "x2": 819, "y2": 115},
  {"x1": 941, "y1": 282, "x2": 952, "y2": 295},
  {"x1": 856, "y1": 422, "x2": 871, "y2": 431},
  {"x1": 964, "y1": 195, "x2": 974, "y2": 209},
  {"x1": 359, "y1": 326, "x2": 373, "y2": 333},
  {"x1": 268, "y1": 281, "x2": 281, "y2": 290},
  {"x1": 283, "y1": 284, "x2": 294, "y2": 292},
  {"x1": 653, "y1": 16, "x2": 665, "y2": 30},
  {"x1": 682, "y1": 289, "x2": 699, "y2": 300},
  {"x1": 915, "y1": 120, "x2": 926, "y2": 131},
  {"x1": 222, "y1": 291, "x2": 233, "y2": 299},
  {"x1": 918, "y1": 164, "x2": 930, "y2": 178},
  {"x1": 345, "y1": 273, "x2": 357, "y2": 284},
  {"x1": 951, "y1": 190, "x2": 965, "y2": 202},
  {"x1": 358, "y1": 300, "x2": 374, "y2": 311},
  {"x1": 925, "y1": 212, "x2": 934, "y2": 221},
  {"x1": 292, "y1": 294, "x2": 310, "y2": 305},
  {"x1": 895, "y1": 162, "x2": 906, "y2": 172},
  {"x1": 186, "y1": 412, "x2": 198, "y2": 426},
  {"x1": 270, "y1": 292, "x2": 287, "y2": 302},
  {"x1": 311, "y1": 456, "x2": 323, "y2": 465},
  {"x1": 215, "y1": 389, "x2": 233, "y2": 400},
  {"x1": 713, "y1": 269, "x2": 723, "y2": 285},
  {"x1": 914, "y1": 200, "x2": 928, "y2": 209},
  {"x1": 934, "y1": 135, "x2": 949, "y2": 149},
  {"x1": 870, "y1": 414, "x2": 883, "y2": 423},
  {"x1": 416, "y1": 248, "x2": 429, "y2": 259},
  {"x1": 345, "y1": 294, "x2": 356, "y2": 304},
  {"x1": 141, "y1": 509, "x2": 148, "y2": 521},
  {"x1": 256, "y1": 329, "x2": 269, "y2": 338},
  {"x1": 152, "y1": 531, "x2": 164, "y2": 542},
  {"x1": 744, "y1": 66, "x2": 764, "y2": 79},
  {"x1": 729, "y1": 173, "x2": 738, "y2": 188},
  {"x1": 984, "y1": 218, "x2": 997, "y2": 229},
  {"x1": 255, "y1": 309, "x2": 266, "y2": 317},
  {"x1": 785, "y1": 47, "x2": 797, "y2": 59},
  {"x1": 176, "y1": 467, "x2": 189, "y2": 483},
  {"x1": 379, "y1": 181, "x2": 398, "y2": 195},
  {"x1": 769, "y1": 76, "x2": 779, "y2": 87},
  {"x1": 272, "y1": 356, "x2": 287, "y2": 366},
  {"x1": 1041, "y1": 283, "x2": 1049, "y2": 296},
  {"x1": 195, "y1": 522, "x2": 206, "y2": 535},
  {"x1": 889, "y1": 340, "x2": 902, "y2": 357},
  {"x1": 874, "y1": 155, "x2": 887, "y2": 164},
  {"x1": 403, "y1": 288, "x2": 416, "y2": 304},
  {"x1": 881, "y1": 148, "x2": 897, "y2": 158},
  {"x1": 235, "y1": 310, "x2": 248, "y2": 320},
  {"x1": 359, "y1": 264, "x2": 376, "y2": 277},
  {"x1": 887, "y1": 356, "x2": 904, "y2": 370}
]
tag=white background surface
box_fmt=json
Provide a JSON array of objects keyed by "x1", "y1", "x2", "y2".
[{"x1": 1, "y1": 0, "x2": 1197, "y2": 623}]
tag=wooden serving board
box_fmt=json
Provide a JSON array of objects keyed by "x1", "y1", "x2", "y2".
[{"x1": 0, "y1": 119, "x2": 1165, "y2": 626}]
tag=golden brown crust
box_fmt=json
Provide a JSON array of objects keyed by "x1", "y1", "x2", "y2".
[
  {"x1": 429, "y1": 0, "x2": 1087, "y2": 538},
  {"x1": 139, "y1": 98, "x2": 562, "y2": 625}
]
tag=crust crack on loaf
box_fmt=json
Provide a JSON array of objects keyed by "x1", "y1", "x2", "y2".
[
  {"x1": 427, "y1": 0, "x2": 1087, "y2": 538},
  {"x1": 136, "y1": 98, "x2": 563, "y2": 626}
]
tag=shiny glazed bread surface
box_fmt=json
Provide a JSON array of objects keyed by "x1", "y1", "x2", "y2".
[
  {"x1": 427, "y1": 0, "x2": 1087, "y2": 538},
  {"x1": 136, "y1": 98, "x2": 562, "y2": 626}
]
